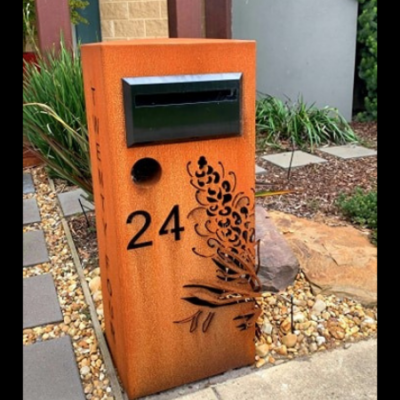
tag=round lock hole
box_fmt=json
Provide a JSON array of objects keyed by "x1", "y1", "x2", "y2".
[{"x1": 131, "y1": 158, "x2": 162, "y2": 186}]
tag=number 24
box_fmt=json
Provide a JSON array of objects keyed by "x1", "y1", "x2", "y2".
[{"x1": 126, "y1": 205, "x2": 184, "y2": 250}]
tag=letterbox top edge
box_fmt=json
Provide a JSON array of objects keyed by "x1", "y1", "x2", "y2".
[
  {"x1": 81, "y1": 38, "x2": 256, "y2": 49},
  {"x1": 122, "y1": 73, "x2": 242, "y2": 87}
]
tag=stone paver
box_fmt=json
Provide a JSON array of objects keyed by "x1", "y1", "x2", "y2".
[
  {"x1": 23, "y1": 335, "x2": 86, "y2": 400},
  {"x1": 214, "y1": 339, "x2": 377, "y2": 400},
  {"x1": 58, "y1": 188, "x2": 94, "y2": 217},
  {"x1": 23, "y1": 274, "x2": 63, "y2": 329},
  {"x1": 23, "y1": 230, "x2": 49, "y2": 267},
  {"x1": 261, "y1": 150, "x2": 327, "y2": 169},
  {"x1": 23, "y1": 173, "x2": 35, "y2": 194},
  {"x1": 318, "y1": 144, "x2": 377, "y2": 159},
  {"x1": 23, "y1": 198, "x2": 41, "y2": 225},
  {"x1": 255, "y1": 165, "x2": 267, "y2": 175}
]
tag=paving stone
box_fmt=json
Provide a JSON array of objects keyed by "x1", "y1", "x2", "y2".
[
  {"x1": 23, "y1": 198, "x2": 41, "y2": 225},
  {"x1": 57, "y1": 188, "x2": 94, "y2": 217},
  {"x1": 318, "y1": 144, "x2": 377, "y2": 159},
  {"x1": 23, "y1": 274, "x2": 63, "y2": 329},
  {"x1": 23, "y1": 336, "x2": 85, "y2": 400},
  {"x1": 23, "y1": 173, "x2": 35, "y2": 194},
  {"x1": 23, "y1": 230, "x2": 49, "y2": 267},
  {"x1": 261, "y1": 150, "x2": 327, "y2": 169},
  {"x1": 255, "y1": 165, "x2": 267, "y2": 175}
]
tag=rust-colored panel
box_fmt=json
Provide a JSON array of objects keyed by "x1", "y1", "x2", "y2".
[
  {"x1": 205, "y1": 0, "x2": 232, "y2": 39},
  {"x1": 35, "y1": 0, "x2": 72, "y2": 52},
  {"x1": 167, "y1": 0, "x2": 204, "y2": 37},
  {"x1": 81, "y1": 39, "x2": 259, "y2": 400},
  {"x1": 23, "y1": 147, "x2": 43, "y2": 168}
]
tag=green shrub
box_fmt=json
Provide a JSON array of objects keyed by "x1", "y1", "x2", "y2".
[
  {"x1": 23, "y1": 41, "x2": 92, "y2": 197},
  {"x1": 336, "y1": 188, "x2": 377, "y2": 244},
  {"x1": 256, "y1": 95, "x2": 358, "y2": 149},
  {"x1": 357, "y1": 0, "x2": 377, "y2": 121}
]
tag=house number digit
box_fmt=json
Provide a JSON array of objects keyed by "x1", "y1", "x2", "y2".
[
  {"x1": 126, "y1": 211, "x2": 153, "y2": 250},
  {"x1": 159, "y1": 205, "x2": 185, "y2": 240},
  {"x1": 126, "y1": 205, "x2": 184, "y2": 250}
]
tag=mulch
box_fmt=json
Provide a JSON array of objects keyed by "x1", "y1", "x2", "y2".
[{"x1": 255, "y1": 122, "x2": 377, "y2": 223}]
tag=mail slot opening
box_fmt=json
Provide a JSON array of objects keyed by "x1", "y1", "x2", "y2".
[
  {"x1": 131, "y1": 158, "x2": 161, "y2": 186},
  {"x1": 135, "y1": 89, "x2": 238, "y2": 107}
]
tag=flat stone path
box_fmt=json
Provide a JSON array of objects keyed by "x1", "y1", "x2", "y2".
[
  {"x1": 23, "y1": 230, "x2": 49, "y2": 267},
  {"x1": 23, "y1": 198, "x2": 41, "y2": 225},
  {"x1": 257, "y1": 144, "x2": 377, "y2": 170},
  {"x1": 23, "y1": 172, "x2": 85, "y2": 400},
  {"x1": 23, "y1": 173, "x2": 35, "y2": 194},
  {"x1": 318, "y1": 143, "x2": 377, "y2": 159},
  {"x1": 261, "y1": 150, "x2": 327, "y2": 169},
  {"x1": 23, "y1": 336, "x2": 85, "y2": 400},
  {"x1": 23, "y1": 274, "x2": 63, "y2": 329},
  {"x1": 57, "y1": 188, "x2": 94, "y2": 217},
  {"x1": 255, "y1": 165, "x2": 267, "y2": 175}
]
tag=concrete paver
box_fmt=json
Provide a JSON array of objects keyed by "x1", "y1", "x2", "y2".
[
  {"x1": 23, "y1": 198, "x2": 41, "y2": 225},
  {"x1": 23, "y1": 274, "x2": 63, "y2": 329},
  {"x1": 23, "y1": 335, "x2": 86, "y2": 400},
  {"x1": 318, "y1": 144, "x2": 377, "y2": 159},
  {"x1": 57, "y1": 188, "x2": 94, "y2": 217},
  {"x1": 23, "y1": 173, "x2": 35, "y2": 194},
  {"x1": 261, "y1": 150, "x2": 327, "y2": 169},
  {"x1": 256, "y1": 165, "x2": 267, "y2": 175},
  {"x1": 23, "y1": 230, "x2": 49, "y2": 267}
]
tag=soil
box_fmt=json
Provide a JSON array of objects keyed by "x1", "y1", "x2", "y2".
[{"x1": 255, "y1": 122, "x2": 377, "y2": 224}]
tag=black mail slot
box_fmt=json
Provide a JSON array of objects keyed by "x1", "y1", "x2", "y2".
[{"x1": 122, "y1": 73, "x2": 242, "y2": 147}]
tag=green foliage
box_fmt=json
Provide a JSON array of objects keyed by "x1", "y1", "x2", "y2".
[
  {"x1": 69, "y1": 0, "x2": 90, "y2": 25},
  {"x1": 23, "y1": 0, "x2": 36, "y2": 51},
  {"x1": 256, "y1": 95, "x2": 358, "y2": 149},
  {"x1": 23, "y1": 41, "x2": 92, "y2": 198},
  {"x1": 336, "y1": 188, "x2": 377, "y2": 244},
  {"x1": 357, "y1": 0, "x2": 377, "y2": 121}
]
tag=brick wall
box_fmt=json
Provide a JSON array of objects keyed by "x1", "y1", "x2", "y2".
[{"x1": 99, "y1": 0, "x2": 169, "y2": 41}]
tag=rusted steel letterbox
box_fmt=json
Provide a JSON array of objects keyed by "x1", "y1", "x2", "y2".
[{"x1": 81, "y1": 39, "x2": 261, "y2": 399}]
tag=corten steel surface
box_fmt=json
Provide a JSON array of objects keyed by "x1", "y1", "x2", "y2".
[
  {"x1": 81, "y1": 39, "x2": 259, "y2": 399},
  {"x1": 35, "y1": 0, "x2": 72, "y2": 52}
]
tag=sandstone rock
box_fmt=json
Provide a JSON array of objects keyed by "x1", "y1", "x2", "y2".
[
  {"x1": 255, "y1": 206, "x2": 300, "y2": 292},
  {"x1": 312, "y1": 299, "x2": 327, "y2": 314},
  {"x1": 280, "y1": 318, "x2": 292, "y2": 334},
  {"x1": 276, "y1": 345, "x2": 288, "y2": 356},
  {"x1": 262, "y1": 321, "x2": 273, "y2": 335},
  {"x1": 256, "y1": 358, "x2": 267, "y2": 368},
  {"x1": 80, "y1": 366, "x2": 90, "y2": 376},
  {"x1": 256, "y1": 344, "x2": 270, "y2": 358},
  {"x1": 89, "y1": 276, "x2": 101, "y2": 294},
  {"x1": 268, "y1": 211, "x2": 377, "y2": 306},
  {"x1": 309, "y1": 343, "x2": 318, "y2": 352},
  {"x1": 282, "y1": 333, "x2": 297, "y2": 348},
  {"x1": 293, "y1": 312, "x2": 306, "y2": 323}
]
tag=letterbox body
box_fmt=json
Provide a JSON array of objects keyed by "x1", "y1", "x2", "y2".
[{"x1": 81, "y1": 39, "x2": 260, "y2": 399}]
